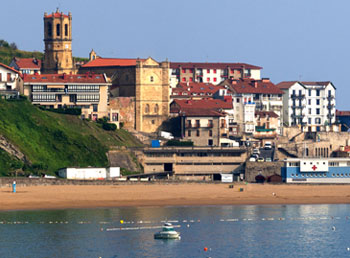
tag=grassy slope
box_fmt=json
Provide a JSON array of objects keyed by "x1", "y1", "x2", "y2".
[
  {"x1": 0, "y1": 99, "x2": 142, "y2": 176},
  {"x1": 0, "y1": 46, "x2": 88, "y2": 65}
]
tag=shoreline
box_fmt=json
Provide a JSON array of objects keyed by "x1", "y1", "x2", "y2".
[{"x1": 1, "y1": 183, "x2": 350, "y2": 211}]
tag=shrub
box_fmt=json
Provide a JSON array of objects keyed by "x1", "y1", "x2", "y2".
[{"x1": 102, "y1": 122, "x2": 117, "y2": 131}]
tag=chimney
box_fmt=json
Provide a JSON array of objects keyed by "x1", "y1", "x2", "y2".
[{"x1": 253, "y1": 81, "x2": 258, "y2": 88}]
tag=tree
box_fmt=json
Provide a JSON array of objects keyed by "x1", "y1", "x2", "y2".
[{"x1": 10, "y1": 42, "x2": 18, "y2": 50}]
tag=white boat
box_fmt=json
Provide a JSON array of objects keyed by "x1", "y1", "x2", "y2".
[{"x1": 154, "y1": 223, "x2": 181, "y2": 240}]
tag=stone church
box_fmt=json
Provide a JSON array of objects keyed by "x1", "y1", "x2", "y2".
[
  {"x1": 79, "y1": 51, "x2": 170, "y2": 133},
  {"x1": 42, "y1": 9, "x2": 75, "y2": 74}
]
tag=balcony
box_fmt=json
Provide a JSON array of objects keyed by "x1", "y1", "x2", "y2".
[
  {"x1": 291, "y1": 114, "x2": 304, "y2": 119},
  {"x1": 291, "y1": 105, "x2": 303, "y2": 109},
  {"x1": 327, "y1": 104, "x2": 334, "y2": 109},
  {"x1": 185, "y1": 123, "x2": 192, "y2": 129},
  {"x1": 291, "y1": 94, "x2": 305, "y2": 99},
  {"x1": 327, "y1": 95, "x2": 335, "y2": 101}
]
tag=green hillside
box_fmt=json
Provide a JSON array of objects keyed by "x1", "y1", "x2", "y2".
[
  {"x1": 0, "y1": 39, "x2": 88, "y2": 65},
  {"x1": 0, "y1": 99, "x2": 142, "y2": 176}
]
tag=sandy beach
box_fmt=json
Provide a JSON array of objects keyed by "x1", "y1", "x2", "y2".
[{"x1": 1, "y1": 183, "x2": 350, "y2": 211}]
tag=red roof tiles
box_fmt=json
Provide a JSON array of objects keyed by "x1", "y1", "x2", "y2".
[
  {"x1": 23, "y1": 73, "x2": 108, "y2": 84},
  {"x1": 13, "y1": 58, "x2": 41, "y2": 69},
  {"x1": 255, "y1": 111, "x2": 278, "y2": 118},
  {"x1": 227, "y1": 78, "x2": 283, "y2": 95},
  {"x1": 0, "y1": 63, "x2": 19, "y2": 74},
  {"x1": 171, "y1": 82, "x2": 227, "y2": 97},
  {"x1": 179, "y1": 108, "x2": 225, "y2": 117},
  {"x1": 276, "y1": 81, "x2": 300, "y2": 89},
  {"x1": 45, "y1": 12, "x2": 69, "y2": 18},
  {"x1": 81, "y1": 58, "x2": 145, "y2": 68},
  {"x1": 170, "y1": 62, "x2": 262, "y2": 70},
  {"x1": 171, "y1": 98, "x2": 232, "y2": 112}
]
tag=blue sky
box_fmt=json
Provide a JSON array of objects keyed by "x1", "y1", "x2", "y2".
[{"x1": 1, "y1": 0, "x2": 350, "y2": 109}]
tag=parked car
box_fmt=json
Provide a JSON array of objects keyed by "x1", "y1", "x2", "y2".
[
  {"x1": 249, "y1": 156, "x2": 257, "y2": 162},
  {"x1": 252, "y1": 148, "x2": 260, "y2": 155},
  {"x1": 264, "y1": 141, "x2": 272, "y2": 150},
  {"x1": 257, "y1": 157, "x2": 265, "y2": 162},
  {"x1": 265, "y1": 157, "x2": 272, "y2": 162}
]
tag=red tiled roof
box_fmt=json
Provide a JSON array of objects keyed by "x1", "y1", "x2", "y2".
[
  {"x1": 336, "y1": 110, "x2": 350, "y2": 116},
  {"x1": 14, "y1": 58, "x2": 41, "y2": 69},
  {"x1": 228, "y1": 78, "x2": 283, "y2": 95},
  {"x1": 23, "y1": 73, "x2": 108, "y2": 84},
  {"x1": 45, "y1": 12, "x2": 69, "y2": 18},
  {"x1": 170, "y1": 62, "x2": 262, "y2": 70},
  {"x1": 255, "y1": 111, "x2": 278, "y2": 118},
  {"x1": 301, "y1": 81, "x2": 331, "y2": 86},
  {"x1": 171, "y1": 82, "x2": 227, "y2": 96},
  {"x1": 179, "y1": 108, "x2": 225, "y2": 117},
  {"x1": 81, "y1": 58, "x2": 145, "y2": 68},
  {"x1": 0, "y1": 63, "x2": 19, "y2": 74},
  {"x1": 276, "y1": 81, "x2": 300, "y2": 89},
  {"x1": 171, "y1": 98, "x2": 232, "y2": 111}
]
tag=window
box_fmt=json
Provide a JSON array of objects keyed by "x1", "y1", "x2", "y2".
[
  {"x1": 0, "y1": 73, "x2": 2, "y2": 81},
  {"x1": 151, "y1": 120, "x2": 155, "y2": 124},
  {"x1": 56, "y1": 23, "x2": 60, "y2": 36},
  {"x1": 92, "y1": 104, "x2": 98, "y2": 112},
  {"x1": 236, "y1": 98, "x2": 240, "y2": 103},
  {"x1": 292, "y1": 90, "x2": 295, "y2": 95},
  {"x1": 207, "y1": 78, "x2": 210, "y2": 82},
  {"x1": 207, "y1": 69, "x2": 210, "y2": 73},
  {"x1": 188, "y1": 130, "x2": 191, "y2": 137},
  {"x1": 65, "y1": 24, "x2": 68, "y2": 36},
  {"x1": 7, "y1": 73, "x2": 11, "y2": 81},
  {"x1": 213, "y1": 78, "x2": 217, "y2": 82},
  {"x1": 145, "y1": 104, "x2": 150, "y2": 113},
  {"x1": 47, "y1": 22, "x2": 52, "y2": 37},
  {"x1": 316, "y1": 89, "x2": 320, "y2": 96},
  {"x1": 150, "y1": 76, "x2": 154, "y2": 82},
  {"x1": 189, "y1": 77, "x2": 193, "y2": 82},
  {"x1": 208, "y1": 139, "x2": 213, "y2": 146},
  {"x1": 308, "y1": 108, "x2": 312, "y2": 115},
  {"x1": 308, "y1": 89, "x2": 312, "y2": 96},
  {"x1": 182, "y1": 77, "x2": 186, "y2": 82},
  {"x1": 299, "y1": 90, "x2": 302, "y2": 95},
  {"x1": 308, "y1": 99, "x2": 311, "y2": 105},
  {"x1": 316, "y1": 99, "x2": 320, "y2": 105},
  {"x1": 196, "y1": 130, "x2": 200, "y2": 137},
  {"x1": 213, "y1": 69, "x2": 217, "y2": 74},
  {"x1": 154, "y1": 104, "x2": 159, "y2": 113},
  {"x1": 316, "y1": 108, "x2": 320, "y2": 115},
  {"x1": 308, "y1": 118, "x2": 312, "y2": 124},
  {"x1": 209, "y1": 130, "x2": 213, "y2": 137},
  {"x1": 328, "y1": 90, "x2": 332, "y2": 96},
  {"x1": 182, "y1": 69, "x2": 186, "y2": 73}
]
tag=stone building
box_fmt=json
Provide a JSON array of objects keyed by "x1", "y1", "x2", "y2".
[
  {"x1": 42, "y1": 9, "x2": 75, "y2": 74},
  {"x1": 80, "y1": 53, "x2": 170, "y2": 133}
]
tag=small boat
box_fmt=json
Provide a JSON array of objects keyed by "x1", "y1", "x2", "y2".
[{"x1": 154, "y1": 223, "x2": 181, "y2": 240}]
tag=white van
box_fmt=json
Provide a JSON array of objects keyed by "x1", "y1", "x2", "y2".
[{"x1": 264, "y1": 141, "x2": 272, "y2": 150}]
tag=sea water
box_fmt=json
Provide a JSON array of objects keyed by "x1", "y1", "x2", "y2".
[{"x1": 0, "y1": 204, "x2": 350, "y2": 258}]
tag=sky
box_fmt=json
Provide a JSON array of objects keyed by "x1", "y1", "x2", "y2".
[{"x1": 1, "y1": 0, "x2": 350, "y2": 109}]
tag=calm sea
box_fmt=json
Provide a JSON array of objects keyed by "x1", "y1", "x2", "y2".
[{"x1": 0, "y1": 204, "x2": 350, "y2": 258}]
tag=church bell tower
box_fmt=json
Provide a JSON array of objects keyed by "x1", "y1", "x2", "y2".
[{"x1": 42, "y1": 8, "x2": 74, "y2": 74}]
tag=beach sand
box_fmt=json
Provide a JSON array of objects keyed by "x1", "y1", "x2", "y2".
[{"x1": 1, "y1": 183, "x2": 350, "y2": 211}]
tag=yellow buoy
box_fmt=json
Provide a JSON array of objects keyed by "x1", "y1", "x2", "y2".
[{"x1": 120, "y1": 220, "x2": 124, "y2": 224}]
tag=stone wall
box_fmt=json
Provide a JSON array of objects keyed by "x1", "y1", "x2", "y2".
[
  {"x1": 245, "y1": 161, "x2": 283, "y2": 183},
  {"x1": 109, "y1": 97, "x2": 135, "y2": 129}
]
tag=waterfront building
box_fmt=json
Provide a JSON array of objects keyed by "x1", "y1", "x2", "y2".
[
  {"x1": 9, "y1": 58, "x2": 41, "y2": 75},
  {"x1": 0, "y1": 63, "x2": 21, "y2": 98},
  {"x1": 254, "y1": 111, "x2": 279, "y2": 140},
  {"x1": 221, "y1": 78, "x2": 283, "y2": 135},
  {"x1": 142, "y1": 146, "x2": 247, "y2": 177},
  {"x1": 42, "y1": 9, "x2": 75, "y2": 74},
  {"x1": 22, "y1": 73, "x2": 110, "y2": 119},
  {"x1": 170, "y1": 98, "x2": 237, "y2": 146},
  {"x1": 80, "y1": 53, "x2": 170, "y2": 133},
  {"x1": 282, "y1": 158, "x2": 350, "y2": 183},
  {"x1": 277, "y1": 81, "x2": 336, "y2": 132},
  {"x1": 169, "y1": 62, "x2": 262, "y2": 88}
]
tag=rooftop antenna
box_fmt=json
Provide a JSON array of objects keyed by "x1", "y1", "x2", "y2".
[{"x1": 298, "y1": 74, "x2": 302, "y2": 81}]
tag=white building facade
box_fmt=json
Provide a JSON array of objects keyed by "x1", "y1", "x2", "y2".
[{"x1": 278, "y1": 81, "x2": 336, "y2": 132}]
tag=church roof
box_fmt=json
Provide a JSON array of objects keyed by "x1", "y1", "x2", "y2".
[{"x1": 81, "y1": 58, "x2": 145, "y2": 68}]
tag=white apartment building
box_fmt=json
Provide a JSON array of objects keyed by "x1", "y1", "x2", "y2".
[
  {"x1": 169, "y1": 62, "x2": 262, "y2": 88},
  {"x1": 0, "y1": 63, "x2": 21, "y2": 98},
  {"x1": 277, "y1": 81, "x2": 336, "y2": 132}
]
